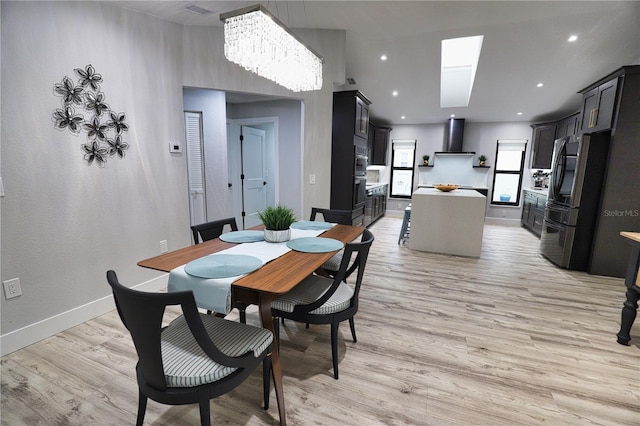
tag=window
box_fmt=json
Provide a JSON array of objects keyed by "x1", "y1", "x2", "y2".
[
  {"x1": 390, "y1": 140, "x2": 416, "y2": 198},
  {"x1": 491, "y1": 139, "x2": 527, "y2": 206}
]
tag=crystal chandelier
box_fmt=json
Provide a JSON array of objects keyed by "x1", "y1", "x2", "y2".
[{"x1": 220, "y1": 4, "x2": 323, "y2": 92}]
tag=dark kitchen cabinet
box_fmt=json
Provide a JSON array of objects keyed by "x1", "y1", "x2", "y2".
[
  {"x1": 368, "y1": 123, "x2": 391, "y2": 166},
  {"x1": 330, "y1": 91, "x2": 372, "y2": 225},
  {"x1": 364, "y1": 184, "x2": 387, "y2": 226},
  {"x1": 521, "y1": 190, "x2": 546, "y2": 237},
  {"x1": 530, "y1": 122, "x2": 556, "y2": 169},
  {"x1": 355, "y1": 95, "x2": 370, "y2": 138},
  {"x1": 581, "y1": 66, "x2": 640, "y2": 277},
  {"x1": 555, "y1": 112, "x2": 581, "y2": 139},
  {"x1": 580, "y1": 77, "x2": 618, "y2": 133}
]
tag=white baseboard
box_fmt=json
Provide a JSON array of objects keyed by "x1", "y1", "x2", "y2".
[
  {"x1": 484, "y1": 217, "x2": 522, "y2": 226},
  {"x1": 0, "y1": 275, "x2": 168, "y2": 357}
]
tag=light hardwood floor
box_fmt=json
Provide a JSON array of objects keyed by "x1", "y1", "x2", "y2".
[{"x1": 2, "y1": 217, "x2": 639, "y2": 425}]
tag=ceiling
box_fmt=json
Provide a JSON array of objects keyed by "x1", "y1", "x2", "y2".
[{"x1": 109, "y1": 1, "x2": 640, "y2": 125}]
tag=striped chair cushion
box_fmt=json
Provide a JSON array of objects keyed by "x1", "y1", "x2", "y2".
[
  {"x1": 161, "y1": 314, "x2": 273, "y2": 388},
  {"x1": 271, "y1": 274, "x2": 354, "y2": 315},
  {"x1": 321, "y1": 252, "x2": 342, "y2": 272}
]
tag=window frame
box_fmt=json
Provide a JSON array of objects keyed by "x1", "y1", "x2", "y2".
[
  {"x1": 389, "y1": 139, "x2": 416, "y2": 199},
  {"x1": 490, "y1": 139, "x2": 528, "y2": 206}
]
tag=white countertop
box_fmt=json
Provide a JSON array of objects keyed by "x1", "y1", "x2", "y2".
[
  {"x1": 417, "y1": 184, "x2": 488, "y2": 190},
  {"x1": 413, "y1": 187, "x2": 486, "y2": 198},
  {"x1": 525, "y1": 187, "x2": 548, "y2": 193},
  {"x1": 366, "y1": 182, "x2": 387, "y2": 188}
]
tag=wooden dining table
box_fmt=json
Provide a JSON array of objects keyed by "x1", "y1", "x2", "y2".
[{"x1": 137, "y1": 224, "x2": 365, "y2": 425}]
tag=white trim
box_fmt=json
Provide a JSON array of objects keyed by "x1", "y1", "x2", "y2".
[
  {"x1": 484, "y1": 217, "x2": 522, "y2": 226},
  {"x1": 0, "y1": 275, "x2": 168, "y2": 356}
]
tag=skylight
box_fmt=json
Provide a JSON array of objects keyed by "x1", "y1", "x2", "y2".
[{"x1": 440, "y1": 35, "x2": 484, "y2": 108}]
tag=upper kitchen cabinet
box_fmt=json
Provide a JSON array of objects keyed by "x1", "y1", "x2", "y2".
[
  {"x1": 530, "y1": 122, "x2": 556, "y2": 169},
  {"x1": 368, "y1": 123, "x2": 391, "y2": 165},
  {"x1": 580, "y1": 77, "x2": 619, "y2": 133},
  {"x1": 530, "y1": 112, "x2": 581, "y2": 169},
  {"x1": 555, "y1": 112, "x2": 581, "y2": 139},
  {"x1": 333, "y1": 91, "x2": 371, "y2": 143}
]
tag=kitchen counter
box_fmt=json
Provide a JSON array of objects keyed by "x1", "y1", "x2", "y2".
[
  {"x1": 408, "y1": 187, "x2": 486, "y2": 257},
  {"x1": 417, "y1": 184, "x2": 488, "y2": 190},
  {"x1": 525, "y1": 187, "x2": 549, "y2": 194},
  {"x1": 366, "y1": 182, "x2": 387, "y2": 189}
]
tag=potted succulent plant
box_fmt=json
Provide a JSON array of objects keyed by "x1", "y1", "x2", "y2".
[
  {"x1": 422, "y1": 155, "x2": 430, "y2": 166},
  {"x1": 258, "y1": 204, "x2": 297, "y2": 242},
  {"x1": 478, "y1": 155, "x2": 487, "y2": 167}
]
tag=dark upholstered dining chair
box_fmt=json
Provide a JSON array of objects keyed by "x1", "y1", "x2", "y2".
[
  {"x1": 106, "y1": 270, "x2": 272, "y2": 426},
  {"x1": 191, "y1": 217, "x2": 238, "y2": 244},
  {"x1": 271, "y1": 229, "x2": 374, "y2": 380},
  {"x1": 310, "y1": 207, "x2": 353, "y2": 225},
  {"x1": 309, "y1": 207, "x2": 353, "y2": 276}
]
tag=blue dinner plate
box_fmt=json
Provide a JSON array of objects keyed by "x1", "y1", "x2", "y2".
[
  {"x1": 290, "y1": 221, "x2": 333, "y2": 230},
  {"x1": 184, "y1": 254, "x2": 263, "y2": 279},
  {"x1": 219, "y1": 230, "x2": 265, "y2": 243},
  {"x1": 286, "y1": 237, "x2": 344, "y2": 253}
]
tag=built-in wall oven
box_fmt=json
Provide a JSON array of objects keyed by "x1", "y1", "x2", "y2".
[
  {"x1": 354, "y1": 144, "x2": 368, "y2": 177},
  {"x1": 353, "y1": 177, "x2": 366, "y2": 207}
]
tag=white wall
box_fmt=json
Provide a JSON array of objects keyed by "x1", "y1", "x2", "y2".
[
  {"x1": 0, "y1": 1, "x2": 346, "y2": 355},
  {"x1": 1, "y1": 1, "x2": 189, "y2": 354}
]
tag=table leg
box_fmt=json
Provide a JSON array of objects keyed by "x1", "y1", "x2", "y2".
[
  {"x1": 617, "y1": 242, "x2": 640, "y2": 345},
  {"x1": 617, "y1": 286, "x2": 640, "y2": 345},
  {"x1": 259, "y1": 294, "x2": 286, "y2": 425}
]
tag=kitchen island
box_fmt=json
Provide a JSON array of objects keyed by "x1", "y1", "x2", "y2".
[{"x1": 408, "y1": 187, "x2": 486, "y2": 257}]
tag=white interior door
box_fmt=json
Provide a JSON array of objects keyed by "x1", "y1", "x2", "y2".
[
  {"x1": 185, "y1": 112, "x2": 207, "y2": 228},
  {"x1": 241, "y1": 126, "x2": 267, "y2": 228}
]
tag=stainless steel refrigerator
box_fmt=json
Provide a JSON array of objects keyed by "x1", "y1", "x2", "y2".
[{"x1": 540, "y1": 134, "x2": 610, "y2": 270}]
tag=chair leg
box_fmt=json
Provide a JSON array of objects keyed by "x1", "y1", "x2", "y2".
[
  {"x1": 135, "y1": 390, "x2": 147, "y2": 426},
  {"x1": 239, "y1": 308, "x2": 247, "y2": 324},
  {"x1": 199, "y1": 392, "x2": 211, "y2": 426},
  {"x1": 272, "y1": 317, "x2": 280, "y2": 344},
  {"x1": 263, "y1": 355, "x2": 271, "y2": 410},
  {"x1": 331, "y1": 322, "x2": 339, "y2": 380},
  {"x1": 349, "y1": 317, "x2": 357, "y2": 342}
]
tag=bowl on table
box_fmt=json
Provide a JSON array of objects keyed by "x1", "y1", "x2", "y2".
[{"x1": 433, "y1": 184, "x2": 459, "y2": 192}]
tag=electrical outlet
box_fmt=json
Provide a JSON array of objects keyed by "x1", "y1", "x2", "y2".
[
  {"x1": 3, "y1": 278, "x2": 22, "y2": 299},
  {"x1": 160, "y1": 240, "x2": 168, "y2": 253},
  {"x1": 309, "y1": 174, "x2": 316, "y2": 185}
]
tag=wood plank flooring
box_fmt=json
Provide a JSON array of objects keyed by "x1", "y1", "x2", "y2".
[{"x1": 2, "y1": 217, "x2": 639, "y2": 425}]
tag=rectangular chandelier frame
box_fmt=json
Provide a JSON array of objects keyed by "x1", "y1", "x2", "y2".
[{"x1": 220, "y1": 4, "x2": 324, "y2": 92}]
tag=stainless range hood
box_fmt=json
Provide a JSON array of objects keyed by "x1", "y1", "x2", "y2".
[{"x1": 436, "y1": 118, "x2": 475, "y2": 155}]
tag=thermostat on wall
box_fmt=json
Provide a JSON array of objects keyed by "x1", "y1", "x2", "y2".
[{"x1": 169, "y1": 141, "x2": 183, "y2": 153}]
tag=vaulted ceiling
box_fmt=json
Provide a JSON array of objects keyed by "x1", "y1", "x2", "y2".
[{"x1": 110, "y1": 1, "x2": 640, "y2": 125}]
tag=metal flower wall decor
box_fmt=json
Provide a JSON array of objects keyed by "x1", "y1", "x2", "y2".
[{"x1": 52, "y1": 64, "x2": 130, "y2": 167}]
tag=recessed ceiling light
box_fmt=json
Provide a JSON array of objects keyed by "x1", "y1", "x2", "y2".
[
  {"x1": 401, "y1": 116, "x2": 406, "y2": 120},
  {"x1": 380, "y1": 54, "x2": 388, "y2": 61},
  {"x1": 517, "y1": 112, "x2": 523, "y2": 116},
  {"x1": 568, "y1": 34, "x2": 578, "y2": 42},
  {"x1": 392, "y1": 90, "x2": 398, "y2": 96},
  {"x1": 537, "y1": 82, "x2": 544, "y2": 87}
]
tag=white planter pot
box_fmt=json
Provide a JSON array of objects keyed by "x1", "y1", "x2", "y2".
[{"x1": 264, "y1": 228, "x2": 291, "y2": 243}]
